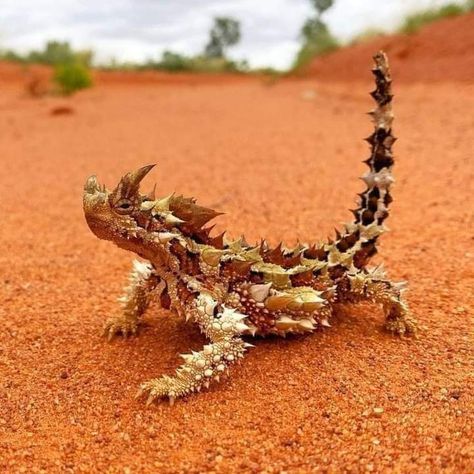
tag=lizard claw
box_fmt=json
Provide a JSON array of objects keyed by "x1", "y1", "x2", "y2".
[
  {"x1": 137, "y1": 378, "x2": 177, "y2": 406},
  {"x1": 103, "y1": 317, "x2": 139, "y2": 340},
  {"x1": 146, "y1": 393, "x2": 156, "y2": 406},
  {"x1": 385, "y1": 315, "x2": 417, "y2": 336}
]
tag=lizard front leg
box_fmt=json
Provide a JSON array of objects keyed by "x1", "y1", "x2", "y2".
[
  {"x1": 137, "y1": 293, "x2": 251, "y2": 405},
  {"x1": 104, "y1": 259, "x2": 164, "y2": 339},
  {"x1": 344, "y1": 269, "x2": 417, "y2": 335}
]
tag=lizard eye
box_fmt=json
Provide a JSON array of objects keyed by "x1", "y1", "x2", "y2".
[{"x1": 114, "y1": 199, "x2": 134, "y2": 215}]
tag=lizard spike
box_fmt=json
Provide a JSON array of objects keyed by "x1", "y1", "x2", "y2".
[
  {"x1": 264, "y1": 242, "x2": 285, "y2": 265},
  {"x1": 144, "y1": 184, "x2": 157, "y2": 201},
  {"x1": 201, "y1": 224, "x2": 215, "y2": 237},
  {"x1": 350, "y1": 209, "x2": 360, "y2": 220},
  {"x1": 290, "y1": 268, "x2": 314, "y2": 285},
  {"x1": 164, "y1": 213, "x2": 185, "y2": 225},
  {"x1": 275, "y1": 315, "x2": 298, "y2": 330},
  {"x1": 209, "y1": 231, "x2": 226, "y2": 249},
  {"x1": 227, "y1": 259, "x2": 254, "y2": 276},
  {"x1": 239, "y1": 234, "x2": 250, "y2": 247},
  {"x1": 259, "y1": 239, "x2": 269, "y2": 253},
  {"x1": 298, "y1": 319, "x2": 315, "y2": 331},
  {"x1": 155, "y1": 194, "x2": 173, "y2": 211},
  {"x1": 265, "y1": 295, "x2": 295, "y2": 311},
  {"x1": 304, "y1": 244, "x2": 317, "y2": 258},
  {"x1": 125, "y1": 164, "x2": 156, "y2": 187},
  {"x1": 249, "y1": 282, "x2": 272, "y2": 302},
  {"x1": 84, "y1": 175, "x2": 101, "y2": 194},
  {"x1": 284, "y1": 252, "x2": 303, "y2": 268},
  {"x1": 247, "y1": 325, "x2": 258, "y2": 336},
  {"x1": 169, "y1": 195, "x2": 223, "y2": 232},
  {"x1": 201, "y1": 248, "x2": 224, "y2": 267},
  {"x1": 154, "y1": 232, "x2": 179, "y2": 243},
  {"x1": 141, "y1": 200, "x2": 156, "y2": 211},
  {"x1": 115, "y1": 164, "x2": 155, "y2": 199}
]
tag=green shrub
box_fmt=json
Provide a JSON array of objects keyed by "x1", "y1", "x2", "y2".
[
  {"x1": 190, "y1": 56, "x2": 240, "y2": 73},
  {"x1": 204, "y1": 17, "x2": 241, "y2": 59},
  {"x1": 26, "y1": 41, "x2": 93, "y2": 66},
  {"x1": 142, "y1": 50, "x2": 245, "y2": 74},
  {"x1": 0, "y1": 49, "x2": 28, "y2": 63},
  {"x1": 157, "y1": 51, "x2": 193, "y2": 72},
  {"x1": 292, "y1": 20, "x2": 339, "y2": 70},
  {"x1": 399, "y1": 3, "x2": 465, "y2": 34},
  {"x1": 53, "y1": 62, "x2": 92, "y2": 95}
]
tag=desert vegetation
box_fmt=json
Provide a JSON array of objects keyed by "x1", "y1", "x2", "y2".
[
  {"x1": 398, "y1": 2, "x2": 472, "y2": 34},
  {"x1": 292, "y1": 0, "x2": 338, "y2": 70},
  {"x1": 1, "y1": 0, "x2": 474, "y2": 79},
  {"x1": 292, "y1": 0, "x2": 474, "y2": 70},
  {"x1": 1, "y1": 40, "x2": 93, "y2": 96},
  {"x1": 53, "y1": 62, "x2": 93, "y2": 96},
  {"x1": 139, "y1": 16, "x2": 247, "y2": 73}
]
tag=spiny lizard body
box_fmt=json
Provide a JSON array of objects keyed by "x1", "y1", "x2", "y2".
[{"x1": 83, "y1": 52, "x2": 416, "y2": 405}]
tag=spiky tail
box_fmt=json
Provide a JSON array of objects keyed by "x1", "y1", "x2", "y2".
[
  {"x1": 356, "y1": 52, "x2": 395, "y2": 223},
  {"x1": 328, "y1": 52, "x2": 396, "y2": 271},
  {"x1": 352, "y1": 51, "x2": 396, "y2": 267}
]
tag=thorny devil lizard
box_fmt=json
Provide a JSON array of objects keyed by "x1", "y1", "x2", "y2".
[{"x1": 83, "y1": 52, "x2": 416, "y2": 405}]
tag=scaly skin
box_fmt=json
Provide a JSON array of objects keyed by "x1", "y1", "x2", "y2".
[{"x1": 83, "y1": 51, "x2": 416, "y2": 405}]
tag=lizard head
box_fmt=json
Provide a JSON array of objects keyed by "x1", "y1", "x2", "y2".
[
  {"x1": 83, "y1": 164, "x2": 222, "y2": 262},
  {"x1": 83, "y1": 165, "x2": 180, "y2": 258}
]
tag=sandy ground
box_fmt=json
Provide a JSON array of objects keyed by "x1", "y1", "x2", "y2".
[{"x1": 0, "y1": 73, "x2": 473, "y2": 473}]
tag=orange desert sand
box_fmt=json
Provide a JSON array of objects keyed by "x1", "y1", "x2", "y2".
[{"x1": 1, "y1": 14, "x2": 473, "y2": 473}]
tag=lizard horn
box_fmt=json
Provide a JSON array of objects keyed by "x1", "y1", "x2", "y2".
[{"x1": 112, "y1": 164, "x2": 155, "y2": 199}]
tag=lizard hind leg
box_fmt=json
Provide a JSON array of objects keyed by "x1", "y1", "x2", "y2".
[
  {"x1": 137, "y1": 293, "x2": 251, "y2": 405},
  {"x1": 380, "y1": 282, "x2": 417, "y2": 336},
  {"x1": 345, "y1": 268, "x2": 417, "y2": 336}
]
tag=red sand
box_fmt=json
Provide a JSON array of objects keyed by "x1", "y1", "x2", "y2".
[{"x1": 1, "y1": 18, "x2": 474, "y2": 474}]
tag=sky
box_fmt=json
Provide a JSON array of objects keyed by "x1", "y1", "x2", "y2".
[{"x1": 0, "y1": 0, "x2": 462, "y2": 70}]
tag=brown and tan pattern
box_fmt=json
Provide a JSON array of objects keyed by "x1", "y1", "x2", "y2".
[{"x1": 83, "y1": 52, "x2": 416, "y2": 404}]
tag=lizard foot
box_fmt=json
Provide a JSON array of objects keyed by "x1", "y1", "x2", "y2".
[
  {"x1": 136, "y1": 377, "x2": 181, "y2": 406},
  {"x1": 135, "y1": 338, "x2": 249, "y2": 406},
  {"x1": 103, "y1": 316, "x2": 139, "y2": 340},
  {"x1": 384, "y1": 313, "x2": 417, "y2": 336}
]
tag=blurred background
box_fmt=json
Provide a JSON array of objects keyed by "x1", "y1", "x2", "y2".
[
  {"x1": 1, "y1": 0, "x2": 474, "y2": 91},
  {"x1": 1, "y1": 1, "x2": 473, "y2": 473}
]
